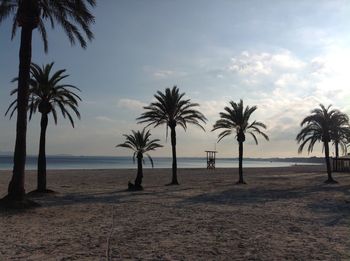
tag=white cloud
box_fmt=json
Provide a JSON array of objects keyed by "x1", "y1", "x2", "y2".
[
  {"x1": 95, "y1": 116, "x2": 115, "y2": 123},
  {"x1": 310, "y1": 57, "x2": 329, "y2": 77},
  {"x1": 227, "y1": 50, "x2": 305, "y2": 76},
  {"x1": 199, "y1": 47, "x2": 350, "y2": 155},
  {"x1": 153, "y1": 70, "x2": 175, "y2": 79},
  {"x1": 117, "y1": 98, "x2": 147, "y2": 111},
  {"x1": 270, "y1": 51, "x2": 305, "y2": 69},
  {"x1": 84, "y1": 100, "x2": 97, "y2": 105},
  {"x1": 200, "y1": 100, "x2": 227, "y2": 118},
  {"x1": 307, "y1": 47, "x2": 350, "y2": 108},
  {"x1": 143, "y1": 66, "x2": 187, "y2": 80},
  {"x1": 274, "y1": 73, "x2": 298, "y2": 87}
]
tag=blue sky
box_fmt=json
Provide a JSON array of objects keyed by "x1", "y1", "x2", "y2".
[{"x1": 1, "y1": 0, "x2": 350, "y2": 158}]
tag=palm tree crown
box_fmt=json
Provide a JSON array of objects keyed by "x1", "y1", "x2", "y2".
[
  {"x1": 330, "y1": 113, "x2": 350, "y2": 157},
  {"x1": 6, "y1": 62, "x2": 81, "y2": 125},
  {"x1": 116, "y1": 128, "x2": 163, "y2": 167},
  {"x1": 296, "y1": 104, "x2": 348, "y2": 153},
  {"x1": 137, "y1": 86, "x2": 207, "y2": 131},
  {"x1": 0, "y1": 0, "x2": 96, "y2": 51},
  {"x1": 212, "y1": 99, "x2": 269, "y2": 143}
]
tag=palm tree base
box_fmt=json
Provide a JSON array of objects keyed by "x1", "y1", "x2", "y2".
[
  {"x1": 0, "y1": 195, "x2": 40, "y2": 210},
  {"x1": 324, "y1": 179, "x2": 338, "y2": 184},
  {"x1": 128, "y1": 182, "x2": 143, "y2": 191},
  {"x1": 27, "y1": 189, "x2": 57, "y2": 197},
  {"x1": 236, "y1": 180, "x2": 247, "y2": 185}
]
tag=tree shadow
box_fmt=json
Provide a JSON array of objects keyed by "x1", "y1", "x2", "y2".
[
  {"x1": 33, "y1": 188, "x2": 149, "y2": 208},
  {"x1": 17, "y1": 185, "x2": 197, "y2": 209},
  {"x1": 179, "y1": 187, "x2": 303, "y2": 205},
  {"x1": 307, "y1": 198, "x2": 350, "y2": 226},
  {"x1": 179, "y1": 182, "x2": 350, "y2": 225}
]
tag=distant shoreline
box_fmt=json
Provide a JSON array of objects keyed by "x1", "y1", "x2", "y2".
[
  {"x1": 0, "y1": 154, "x2": 325, "y2": 162},
  {"x1": 0, "y1": 155, "x2": 323, "y2": 171},
  {"x1": 0, "y1": 165, "x2": 325, "y2": 173}
]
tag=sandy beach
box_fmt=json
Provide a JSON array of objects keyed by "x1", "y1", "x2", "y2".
[{"x1": 0, "y1": 165, "x2": 349, "y2": 260}]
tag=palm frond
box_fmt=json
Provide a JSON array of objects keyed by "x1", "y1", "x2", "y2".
[{"x1": 1, "y1": 0, "x2": 96, "y2": 52}]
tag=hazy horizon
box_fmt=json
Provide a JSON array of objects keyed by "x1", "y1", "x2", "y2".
[
  {"x1": 0, "y1": 152, "x2": 326, "y2": 159},
  {"x1": 1, "y1": 0, "x2": 350, "y2": 158}
]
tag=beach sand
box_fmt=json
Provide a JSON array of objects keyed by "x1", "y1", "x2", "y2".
[{"x1": 0, "y1": 165, "x2": 349, "y2": 260}]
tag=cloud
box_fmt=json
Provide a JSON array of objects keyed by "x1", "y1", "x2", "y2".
[
  {"x1": 195, "y1": 47, "x2": 350, "y2": 156},
  {"x1": 154, "y1": 70, "x2": 175, "y2": 79},
  {"x1": 200, "y1": 100, "x2": 227, "y2": 119},
  {"x1": 199, "y1": 48, "x2": 350, "y2": 146},
  {"x1": 227, "y1": 50, "x2": 305, "y2": 76},
  {"x1": 270, "y1": 51, "x2": 306, "y2": 69},
  {"x1": 250, "y1": 93, "x2": 322, "y2": 141},
  {"x1": 84, "y1": 100, "x2": 97, "y2": 105},
  {"x1": 95, "y1": 116, "x2": 115, "y2": 123},
  {"x1": 154, "y1": 70, "x2": 187, "y2": 79},
  {"x1": 143, "y1": 66, "x2": 187, "y2": 80},
  {"x1": 117, "y1": 98, "x2": 147, "y2": 111}
]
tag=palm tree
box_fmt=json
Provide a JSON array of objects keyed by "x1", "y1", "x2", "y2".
[
  {"x1": 6, "y1": 62, "x2": 81, "y2": 193},
  {"x1": 116, "y1": 128, "x2": 163, "y2": 190},
  {"x1": 212, "y1": 99, "x2": 269, "y2": 184},
  {"x1": 137, "y1": 86, "x2": 207, "y2": 185},
  {"x1": 0, "y1": 0, "x2": 95, "y2": 201},
  {"x1": 330, "y1": 114, "x2": 350, "y2": 158},
  {"x1": 296, "y1": 104, "x2": 348, "y2": 183}
]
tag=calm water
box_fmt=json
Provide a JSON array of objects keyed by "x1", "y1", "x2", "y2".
[{"x1": 0, "y1": 156, "x2": 320, "y2": 170}]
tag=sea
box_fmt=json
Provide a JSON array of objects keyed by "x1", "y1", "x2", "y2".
[{"x1": 0, "y1": 155, "x2": 320, "y2": 170}]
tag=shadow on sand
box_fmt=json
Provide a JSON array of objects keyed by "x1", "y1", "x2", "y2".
[
  {"x1": 13, "y1": 185, "x2": 195, "y2": 209},
  {"x1": 179, "y1": 182, "x2": 350, "y2": 225}
]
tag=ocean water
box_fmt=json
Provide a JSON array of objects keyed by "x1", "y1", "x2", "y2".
[{"x1": 0, "y1": 155, "x2": 320, "y2": 170}]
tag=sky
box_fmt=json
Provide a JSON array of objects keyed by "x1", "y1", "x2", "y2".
[{"x1": 1, "y1": 0, "x2": 350, "y2": 158}]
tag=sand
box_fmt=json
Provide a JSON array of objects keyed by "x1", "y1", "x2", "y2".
[{"x1": 0, "y1": 165, "x2": 349, "y2": 260}]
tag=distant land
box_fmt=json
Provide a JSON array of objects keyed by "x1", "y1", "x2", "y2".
[
  {"x1": 0, "y1": 153, "x2": 325, "y2": 164},
  {"x1": 0, "y1": 151, "x2": 12, "y2": 156},
  {"x1": 243, "y1": 157, "x2": 325, "y2": 164},
  {"x1": 0, "y1": 152, "x2": 74, "y2": 157}
]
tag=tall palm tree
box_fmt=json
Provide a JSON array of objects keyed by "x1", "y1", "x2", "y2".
[
  {"x1": 212, "y1": 100, "x2": 269, "y2": 184},
  {"x1": 0, "y1": 0, "x2": 95, "y2": 201},
  {"x1": 6, "y1": 62, "x2": 81, "y2": 193},
  {"x1": 116, "y1": 128, "x2": 163, "y2": 190},
  {"x1": 137, "y1": 86, "x2": 207, "y2": 185},
  {"x1": 296, "y1": 104, "x2": 347, "y2": 183}
]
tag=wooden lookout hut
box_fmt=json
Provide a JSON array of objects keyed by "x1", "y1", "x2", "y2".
[{"x1": 205, "y1": 150, "x2": 218, "y2": 169}]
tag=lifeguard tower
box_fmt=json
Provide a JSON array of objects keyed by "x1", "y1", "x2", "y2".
[{"x1": 205, "y1": 150, "x2": 217, "y2": 169}]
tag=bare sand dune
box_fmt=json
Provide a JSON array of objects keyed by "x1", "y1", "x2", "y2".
[{"x1": 0, "y1": 165, "x2": 349, "y2": 260}]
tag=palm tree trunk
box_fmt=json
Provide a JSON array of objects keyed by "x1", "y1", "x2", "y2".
[
  {"x1": 335, "y1": 141, "x2": 339, "y2": 158},
  {"x1": 238, "y1": 141, "x2": 245, "y2": 184},
  {"x1": 37, "y1": 113, "x2": 48, "y2": 192},
  {"x1": 7, "y1": 25, "x2": 33, "y2": 200},
  {"x1": 170, "y1": 126, "x2": 179, "y2": 185},
  {"x1": 135, "y1": 155, "x2": 143, "y2": 188},
  {"x1": 324, "y1": 141, "x2": 336, "y2": 183}
]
